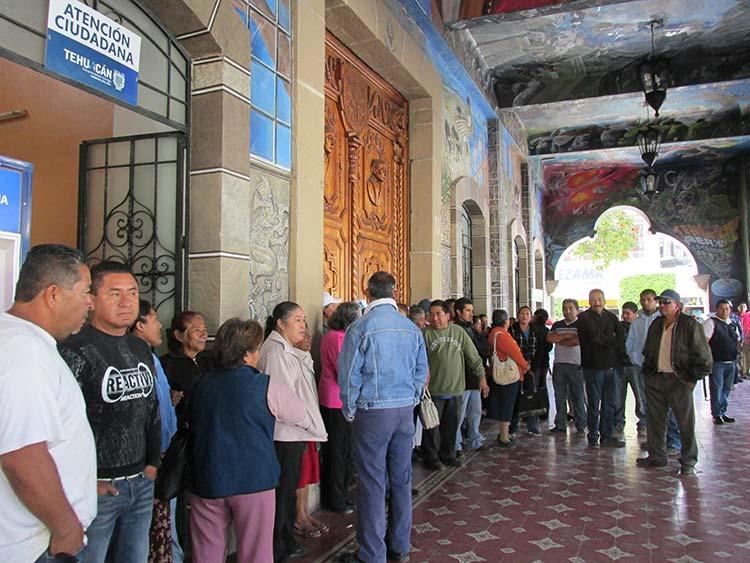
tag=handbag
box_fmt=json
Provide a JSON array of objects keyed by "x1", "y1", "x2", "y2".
[
  {"x1": 418, "y1": 388, "x2": 440, "y2": 430},
  {"x1": 154, "y1": 425, "x2": 190, "y2": 501},
  {"x1": 491, "y1": 331, "x2": 520, "y2": 385},
  {"x1": 517, "y1": 375, "x2": 549, "y2": 419}
]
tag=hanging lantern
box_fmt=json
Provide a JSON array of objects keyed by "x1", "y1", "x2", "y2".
[
  {"x1": 639, "y1": 22, "x2": 670, "y2": 117},
  {"x1": 639, "y1": 168, "x2": 660, "y2": 199},
  {"x1": 636, "y1": 123, "x2": 662, "y2": 167}
]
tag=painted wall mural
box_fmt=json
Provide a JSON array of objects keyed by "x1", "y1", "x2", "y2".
[
  {"x1": 453, "y1": 0, "x2": 750, "y2": 107},
  {"x1": 441, "y1": 84, "x2": 490, "y2": 295},
  {"x1": 521, "y1": 81, "x2": 750, "y2": 155},
  {"x1": 542, "y1": 157, "x2": 745, "y2": 302}
]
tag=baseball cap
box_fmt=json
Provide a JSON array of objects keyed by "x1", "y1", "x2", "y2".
[
  {"x1": 658, "y1": 289, "x2": 681, "y2": 302},
  {"x1": 323, "y1": 292, "x2": 342, "y2": 308}
]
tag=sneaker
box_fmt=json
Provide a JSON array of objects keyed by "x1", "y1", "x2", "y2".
[
  {"x1": 601, "y1": 438, "x2": 626, "y2": 448},
  {"x1": 679, "y1": 465, "x2": 696, "y2": 476},
  {"x1": 550, "y1": 427, "x2": 566, "y2": 433},
  {"x1": 636, "y1": 456, "x2": 668, "y2": 468},
  {"x1": 713, "y1": 417, "x2": 724, "y2": 425},
  {"x1": 528, "y1": 429, "x2": 542, "y2": 436},
  {"x1": 667, "y1": 447, "x2": 681, "y2": 457},
  {"x1": 722, "y1": 415, "x2": 736, "y2": 423}
]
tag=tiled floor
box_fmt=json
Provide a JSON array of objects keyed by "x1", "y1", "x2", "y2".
[{"x1": 300, "y1": 380, "x2": 750, "y2": 562}]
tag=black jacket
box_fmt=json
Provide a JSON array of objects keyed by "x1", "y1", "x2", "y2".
[
  {"x1": 642, "y1": 313, "x2": 712, "y2": 387},
  {"x1": 577, "y1": 308, "x2": 623, "y2": 370},
  {"x1": 455, "y1": 319, "x2": 490, "y2": 390}
]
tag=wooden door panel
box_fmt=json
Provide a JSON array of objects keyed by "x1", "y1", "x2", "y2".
[{"x1": 324, "y1": 32, "x2": 409, "y2": 302}]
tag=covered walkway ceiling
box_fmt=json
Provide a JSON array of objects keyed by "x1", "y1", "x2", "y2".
[{"x1": 438, "y1": 0, "x2": 750, "y2": 291}]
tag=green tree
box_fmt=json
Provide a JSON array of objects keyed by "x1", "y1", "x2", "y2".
[
  {"x1": 619, "y1": 273, "x2": 677, "y2": 306},
  {"x1": 573, "y1": 210, "x2": 639, "y2": 270}
]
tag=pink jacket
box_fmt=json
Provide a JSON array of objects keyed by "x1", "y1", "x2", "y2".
[{"x1": 318, "y1": 329, "x2": 345, "y2": 409}]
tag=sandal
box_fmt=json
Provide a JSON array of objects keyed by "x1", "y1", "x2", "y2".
[
  {"x1": 311, "y1": 519, "x2": 330, "y2": 534},
  {"x1": 293, "y1": 524, "x2": 321, "y2": 538}
]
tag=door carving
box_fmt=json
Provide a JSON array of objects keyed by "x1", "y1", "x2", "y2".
[{"x1": 324, "y1": 32, "x2": 409, "y2": 302}]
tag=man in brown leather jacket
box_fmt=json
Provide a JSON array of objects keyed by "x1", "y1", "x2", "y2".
[{"x1": 636, "y1": 290, "x2": 712, "y2": 476}]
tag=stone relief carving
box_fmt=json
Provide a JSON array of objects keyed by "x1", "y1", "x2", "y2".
[{"x1": 248, "y1": 172, "x2": 289, "y2": 322}]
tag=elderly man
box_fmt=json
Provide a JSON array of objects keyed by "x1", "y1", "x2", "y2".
[
  {"x1": 637, "y1": 290, "x2": 712, "y2": 476},
  {"x1": 0, "y1": 244, "x2": 96, "y2": 562},
  {"x1": 576, "y1": 289, "x2": 625, "y2": 448},
  {"x1": 338, "y1": 272, "x2": 428, "y2": 563},
  {"x1": 704, "y1": 299, "x2": 742, "y2": 425}
]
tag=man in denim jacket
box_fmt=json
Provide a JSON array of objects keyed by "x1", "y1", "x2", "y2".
[{"x1": 338, "y1": 271, "x2": 428, "y2": 563}]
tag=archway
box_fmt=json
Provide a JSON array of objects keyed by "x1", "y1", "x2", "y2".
[{"x1": 553, "y1": 206, "x2": 708, "y2": 318}]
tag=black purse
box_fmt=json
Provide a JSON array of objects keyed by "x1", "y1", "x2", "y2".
[
  {"x1": 154, "y1": 425, "x2": 190, "y2": 501},
  {"x1": 517, "y1": 374, "x2": 549, "y2": 419},
  {"x1": 154, "y1": 375, "x2": 203, "y2": 501}
]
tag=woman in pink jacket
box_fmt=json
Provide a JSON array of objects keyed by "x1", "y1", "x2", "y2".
[{"x1": 318, "y1": 301, "x2": 361, "y2": 513}]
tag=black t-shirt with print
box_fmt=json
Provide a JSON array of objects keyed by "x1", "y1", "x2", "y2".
[{"x1": 60, "y1": 324, "x2": 161, "y2": 478}]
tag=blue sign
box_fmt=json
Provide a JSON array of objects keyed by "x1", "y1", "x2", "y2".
[
  {"x1": 0, "y1": 167, "x2": 22, "y2": 234},
  {"x1": 45, "y1": 0, "x2": 141, "y2": 105}
]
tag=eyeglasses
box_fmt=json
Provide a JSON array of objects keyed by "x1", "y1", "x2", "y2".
[{"x1": 658, "y1": 299, "x2": 672, "y2": 305}]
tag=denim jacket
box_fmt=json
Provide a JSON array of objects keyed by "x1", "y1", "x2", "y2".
[{"x1": 338, "y1": 299, "x2": 428, "y2": 421}]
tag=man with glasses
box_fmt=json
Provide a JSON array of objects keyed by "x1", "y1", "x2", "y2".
[{"x1": 637, "y1": 290, "x2": 712, "y2": 476}]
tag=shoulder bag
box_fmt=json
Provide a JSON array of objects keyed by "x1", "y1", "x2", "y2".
[
  {"x1": 418, "y1": 387, "x2": 440, "y2": 430},
  {"x1": 491, "y1": 331, "x2": 520, "y2": 386}
]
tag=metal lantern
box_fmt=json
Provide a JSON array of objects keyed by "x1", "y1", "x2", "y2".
[
  {"x1": 636, "y1": 123, "x2": 662, "y2": 167},
  {"x1": 639, "y1": 21, "x2": 670, "y2": 117},
  {"x1": 639, "y1": 168, "x2": 660, "y2": 199}
]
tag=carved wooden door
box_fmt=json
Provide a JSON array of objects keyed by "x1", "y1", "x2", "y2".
[{"x1": 323, "y1": 33, "x2": 409, "y2": 302}]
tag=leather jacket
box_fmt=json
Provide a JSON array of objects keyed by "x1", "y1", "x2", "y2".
[{"x1": 642, "y1": 313, "x2": 712, "y2": 386}]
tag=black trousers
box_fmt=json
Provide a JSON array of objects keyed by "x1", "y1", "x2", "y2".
[
  {"x1": 320, "y1": 406, "x2": 353, "y2": 510},
  {"x1": 273, "y1": 440, "x2": 306, "y2": 562},
  {"x1": 421, "y1": 396, "x2": 459, "y2": 464}
]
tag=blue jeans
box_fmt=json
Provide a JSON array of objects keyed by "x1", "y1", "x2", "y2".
[
  {"x1": 80, "y1": 474, "x2": 154, "y2": 563},
  {"x1": 709, "y1": 361, "x2": 736, "y2": 418},
  {"x1": 551, "y1": 363, "x2": 586, "y2": 430},
  {"x1": 455, "y1": 389, "x2": 485, "y2": 451},
  {"x1": 352, "y1": 407, "x2": 414, "y2": 562},
  {"x1": 614, "y1": 365, "x2": 646, "y2": 431},
  {"x1": 583, "y1": 368, "x2": 617, "y2": 444},
  {"x1": 170, "y1": 497, "x2": 183, "y2": 563}
]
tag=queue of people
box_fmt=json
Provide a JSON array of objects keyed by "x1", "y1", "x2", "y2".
[{"x1": 0, "y1": 243, "x2": 743, "y2": 563}]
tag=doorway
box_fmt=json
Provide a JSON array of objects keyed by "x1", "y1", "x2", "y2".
[{"x1": 323, "y1": 32, "x2": 410, "y2": 301}]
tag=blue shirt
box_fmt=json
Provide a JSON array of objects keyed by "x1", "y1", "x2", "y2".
[{"x1": 153, "y1": 353, "x2": 177, "y2": 453}]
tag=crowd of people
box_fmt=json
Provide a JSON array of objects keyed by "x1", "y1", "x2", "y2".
[{"x1": 0, "y1": 244, "x2": 745, "y2": 563}]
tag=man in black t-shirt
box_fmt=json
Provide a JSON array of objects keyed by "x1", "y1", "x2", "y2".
[{"x1": 60, "y1": 261, "x2": 160, "y2": 563}]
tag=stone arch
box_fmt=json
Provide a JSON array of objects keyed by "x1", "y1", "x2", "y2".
[
  {"x1": 448, "y1": 176, "x2": 490, "y2": 312},
  {"x1": 508, "y1": 219, "x2": 529, "y2": 314}
]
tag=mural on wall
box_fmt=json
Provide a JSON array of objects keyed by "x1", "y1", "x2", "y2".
[
  {"x1": 450, "y1": 0, "x2": 750, "y2": 107},
  {"x1": 542, "y1": 157, "x2": 745, "y2": 302},
  {"x1": 441, "y1": 84, "x2": 490, "y2": 295},
  {"x1": 520, "y1": 81, "x2": 750, "y2": 155},
  {"x1": 248, "y1": 171, "x2": 290, "y2": 322}
]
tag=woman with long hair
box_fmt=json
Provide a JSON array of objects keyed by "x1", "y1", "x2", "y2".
[
  {"x1": 259, "y1": 302, "x2": 327, "y2": 561},
  {"x1": 486, "y1": 309, "x2": 529, "y2": 448}
]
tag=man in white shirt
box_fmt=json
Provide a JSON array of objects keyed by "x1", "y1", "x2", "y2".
[{"x1": 0, "y1": 244, "x2": 97, "y2": 562}]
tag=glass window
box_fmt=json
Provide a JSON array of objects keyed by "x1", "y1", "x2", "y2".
[{"x1": 239, "y1": 1, "x2": 293, "y2": 170}]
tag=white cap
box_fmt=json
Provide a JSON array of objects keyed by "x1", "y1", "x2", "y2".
[{"x1": 323, "y1": 292, "x2": 342, "y2": 308}]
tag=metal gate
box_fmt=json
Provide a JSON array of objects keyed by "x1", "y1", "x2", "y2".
[{"x1": 78, "y1": 132, "x2": 187, "y2": 324}]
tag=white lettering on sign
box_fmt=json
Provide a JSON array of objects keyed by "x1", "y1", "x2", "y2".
[
  {"x1": 0, "y1": 194, "x2": 8, "y2": 206},
  {"x1": 48, "y1": 0, "x2": 141, "y2": 71}
]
